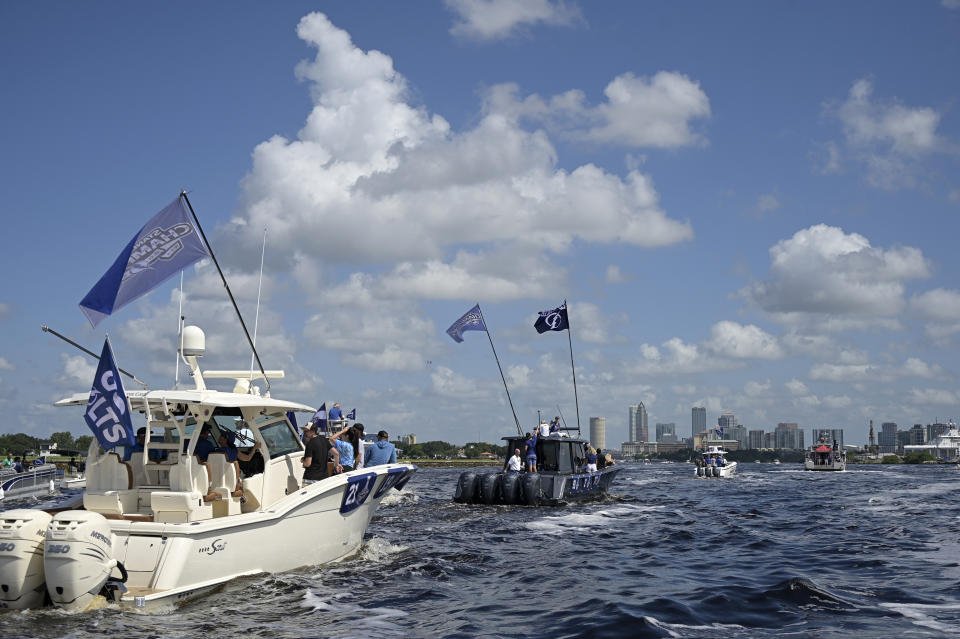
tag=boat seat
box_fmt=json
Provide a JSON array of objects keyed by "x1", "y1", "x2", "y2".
[
  {"x1": 83, "y1": 452, "x2": 137, "y2": 515},
  {"x1": 206, "y1": 452, "x2": 243, "y2": 517},
  {"x1": 128, "y1": 451, "x2": 164, "y2": 487},
  {"x1": 151, "y1": 455, "x2": 214, "y2": 523}
]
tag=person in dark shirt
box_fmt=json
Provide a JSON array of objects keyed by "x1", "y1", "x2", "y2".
[
  {"x1": 524, "y1": 432, "x2": 538, "y2": 472},
  {"x1": 123, "y1": 427, "x2": 147, "y2": 462},
  {"x1": 183, "y1": 423, "x2": 216, "y2": 462},
  {"x1": 302, "y1": 425, "x2": 339, "y2": 484}
]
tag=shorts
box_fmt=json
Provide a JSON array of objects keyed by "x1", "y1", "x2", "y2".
[
  {"x1": 526, "y1": 455, "x2": 537, "y2": 465},
  {"x1": 586, "y1": 463, "x2": 597, "y2": 472}
]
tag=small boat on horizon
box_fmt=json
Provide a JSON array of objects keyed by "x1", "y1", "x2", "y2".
[
  {"x1": 804, "y1": 436, "x2": 846, "y2": 471},
  {"x1": 694, "y1": 446, "x2": 737, "y2": 478}
]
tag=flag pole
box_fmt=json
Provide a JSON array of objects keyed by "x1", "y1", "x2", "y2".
[
  {"x1": 477, "y1": 305, "x2": 523, "y2": 436},
  {"x1": 179, "y1": 191, "x2": 271, "y2": 395},
  {"x1": 41, "y1": 325, "x2": 147, "y2": 388},
  {"x1": 564, "y1": 300, "x2": 581, "y2": 437}
]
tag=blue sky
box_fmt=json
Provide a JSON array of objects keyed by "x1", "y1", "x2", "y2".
[{"x1": 2, "y1": 1, "x2": 959, "y2": 447}]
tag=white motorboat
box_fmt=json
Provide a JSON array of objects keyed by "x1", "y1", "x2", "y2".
[
  {"x1": 804, "y1": 437, "x2": 846, "y2": 471},
  {"x1": 0, "y1": 327, "x2": 415, "y2": 612},
  {"x1": 694, "y1": 446, "x2": 737, "y2": 478},
  {"x1": 0, "y1": 462, "x2": 60, "y2": 501}
]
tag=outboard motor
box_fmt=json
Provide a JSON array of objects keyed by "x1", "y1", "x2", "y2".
[
  {"x1": 712, "y1": 466, "x2": 720, "y2": 477},
  {"x1": 696, "y1": 466, "x2": 703, "y2": 477},
  {"x1": 499, "y1": 473, "x2": 520, "y2": 504},
  {"x1": 521, "y1": 473, "x2": 541, "y2": 506},
  {"x1": 0, "y1": 509, "x2": 53, "y2": 609},
  {"x1": 453, "y1": 472, "x2": 479, "y2": 503},
  {"x1": 479, "y1": 473, "x2": 500, "y2": 505},
  {"x1": 44, "y1": 511, "x2": 118, "y2": 611}
]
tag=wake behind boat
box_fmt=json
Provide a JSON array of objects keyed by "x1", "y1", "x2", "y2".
[
  {"x1": 0, "y1": 327, "x2": 415, "y2": 612},
  {"x1": 454, "y1": 435, "x2": 621, "y2": 505}
]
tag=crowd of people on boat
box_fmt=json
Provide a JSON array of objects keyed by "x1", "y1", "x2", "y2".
[
  {"x1": 300, "y1": 418, "x2": 398, "y2": 484},
  {"x1": 1, "y1": 453, "x2": 33, "y2": 473},
  {"x1": 505, "y1": 431, "x2": 615, "y2": 474}
]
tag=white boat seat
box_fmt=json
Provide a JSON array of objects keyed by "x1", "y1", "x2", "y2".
[
  {"x1": 206, "y1": 452, "x2": 243, "y2": 517},
  {"x1": 83, "y1": 452, "x2": 137, "y2": 515},
  {"x1": 151, "y1": 491, "x2": 213, "y2": 523}
]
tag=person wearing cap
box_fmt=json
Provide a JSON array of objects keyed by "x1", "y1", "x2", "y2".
[
  {"x1": 123, "y1": 427, "x2": 147, "y2": 461},
  {"x1": 364, "y1": 430, "x2": 397, "y2": 467},
  {"x1": 302, "y1": 424, "x2": 338, "y2": 484}
]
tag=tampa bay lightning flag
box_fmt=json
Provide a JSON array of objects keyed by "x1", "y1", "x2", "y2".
[
  {"x1": 84, "y1": 338, "x2": 135, "y2": 451},
  {"x1": 715, "y1": 428, "x2": 723, "y2": 438},
  {"x1": 310, "y1": 402, "x2": 328, "y2": 432},
  {"x1": 346, "y1": 408, "x2": 356, "y2": 420},
  {"x1": 446, "y1": 304, "x2": 487, "y2": 343},
  {"x1": 79, "y1": 196, "x2": 209, "y2": 328},
  {"x1": 534, "y1": 302, "x2": 569, "y2": 334}
]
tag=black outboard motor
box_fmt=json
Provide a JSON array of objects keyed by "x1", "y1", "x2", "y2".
[
  {"x1": 479, "y1": 473, "x2": 500, "y2": 505},
  {"x1": 499, "y1": 473, "x2": 520, "y2": 504},
  {"x1": 453, "y1": 471, "x2": 479, "y2": 503},
  {"x1": 521, "y1": 473, "x2": 541, "y2": 506}
]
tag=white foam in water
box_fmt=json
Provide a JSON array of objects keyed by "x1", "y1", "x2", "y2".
[
  {"x1": 880, "y1": 601, "x2": 960, "y2": 633},
  {"x1": 524, "y1": 504, "x2": 662, "y2": 535},
  {"x1": 643, "y1": 615, "x2": 747, "y2": 638},
  {"x1": 303, "y1": 589, "x2": 409, "y2": 636},
  {"x1": 360, "y1": 536, "x2": 409, "y2": 563}
]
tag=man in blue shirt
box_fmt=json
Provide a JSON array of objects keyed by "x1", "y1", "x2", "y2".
[
  {"x1": 329, "y1": 403, "x2": 343, "y2": 422},
  {"x1": 525, "y1": 432, "x2": 538, "y2": 472},
  {"x1": 122, "y1": 427, "x2": 147, "y2": 462},
  {"x1": 364, "y1": 430, "x2": 397, "y2": 467},
  {"x1": 183, "y1": 423, "x2": 216, "y2": 462}
]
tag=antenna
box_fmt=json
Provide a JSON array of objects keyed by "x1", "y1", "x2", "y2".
[{"x1": 249, "y1": 227, "x2": 267, "y2": 385}]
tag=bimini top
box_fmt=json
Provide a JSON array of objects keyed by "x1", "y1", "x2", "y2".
[
  {"x1": 813, "y1": 444, "x2": 832, "y2": 453},
  {"x1": 702, "y1": 446, "x2": 729, "y2": 455},
  {"x1": 54, "y1": 388, "x2": 314, "y2": 413}
]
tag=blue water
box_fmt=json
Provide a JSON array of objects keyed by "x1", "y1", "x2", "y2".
[{"x1": 1, "y1": 462, "x2": 958, "y2": 638}]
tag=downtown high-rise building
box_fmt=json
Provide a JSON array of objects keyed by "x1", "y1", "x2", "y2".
[
  {"x1": 775, "y1": 422, "x2": 804, "y2": 450},
  {"x1": 589, "y1": 417, "x2": 607, "y2": 450},
  {"x1": 811, "y1": 428, "x2": 844, "y2": 449},
  {"x1": 748, "y1": 429, "x2": 764, "y2": 449},
  {"x1": 691, "y1": 407, "x2": 706, "y2": 438},
  {"x1": 629, "y1": 403, "x2": 648, "y2": 443},
  {"x1": 879, "y1": 422, "x2": 898, "y2": 454},
  {"x1": 656, "y1": 423, "x2": 677, "y2": 442}
]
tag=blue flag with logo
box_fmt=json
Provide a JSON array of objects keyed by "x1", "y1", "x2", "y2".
[
  {"x1": 310, "y1": 403, "x2": 328, "y2": 432},
  {"x1": 446, "y1": 304, "x2": 487, "y2": 343},
  {"x1": 79, "y1": 196, "x2": 210, "y2": 328},
  {"x1": 346, "y1": 408, "x2": 356, "y2": 420},
  {"x1": 715, "y1": 428, "x2": 723, "y2": 439},
  {"x1": 84, "y1": 338, "x2": 135, "y2": 451},
  {"x1": 534, "y1": 302, "x2": 569, "y2": 334}
]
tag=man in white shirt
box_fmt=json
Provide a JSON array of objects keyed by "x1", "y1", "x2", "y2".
[{"x1": 504, "y1": 448, "x2": 523, "y2": 472}]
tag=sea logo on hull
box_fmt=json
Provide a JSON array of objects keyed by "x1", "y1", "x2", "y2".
[{"x1": 199, "y1": 539, "x2": 226, "y2": 555}]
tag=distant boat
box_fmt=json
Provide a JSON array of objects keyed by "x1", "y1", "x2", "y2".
[
  {"x1": 773, "y1": 459, "x2": 781, "y2": 465},
  {"x1": 805, "y1": 437, "x2": 846, "y2": 471},
  {"x1": 694, "y1": 446, "x2": 737, "y2": 478},
  {"x1": 454, "y1": 435, "x2": 621, "y2": 505},
  {"x1": 0, "y1": 461, "x2": 60, "y2": 501}
]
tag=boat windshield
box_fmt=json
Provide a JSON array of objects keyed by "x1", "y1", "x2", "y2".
[{"x1": 256, "y1": 415, "x2": 302, "y2": 459}]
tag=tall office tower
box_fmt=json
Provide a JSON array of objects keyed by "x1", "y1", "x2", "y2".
[
  {"x1": 629, "y1": 403, "x2": 648, "y2": 442},
  {"x1": 763, "y1": 431, "x2": 776, "y2": 448},
  {"x1": 775, "y1": 422, "x2": 803, "y2": 449},
  {"x1": 748, "y1": 429, "x2": 765, "y2": 449},
  {"x1": 589, "y1": 417, "x2": 607, "y2": 450},
  {"x1": 718, "y1": 412, "x2": 737, "y2": 432},
  {"x1": 811, "y1": 428, "x2": 844, "y2": 449},
  {"x1": 927, "y1": 421, "x2": 949, "y2": 442},
  {"x1": 656, "y1": 423, "x2": 677, "y2": 442},
  {"x1": 879, "y1": 422, "x2": 898, "y2": 453},
  {"x1": 729, "y1": 424, "x2": 748, "y2": 450},
  {"x1": 907, "y1": 424, "x2": 925, "y2": 445},
  {"x1": 692, "y1": 407, "x2": 706, "y2": 438}
]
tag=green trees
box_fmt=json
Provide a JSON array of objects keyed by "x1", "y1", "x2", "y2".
[{"x1": 903, "y1": 451, "x2": 936, "y2": 464}]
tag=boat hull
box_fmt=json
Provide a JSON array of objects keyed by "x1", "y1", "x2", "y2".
[
  {"x1": 454, "y1": 466, "x2": 622, "y2": 506},
  {"x1": 804, "y1": 460, "x2": 846, "y2": 471},
  {"x1": 694, "y1": 462, "x2": 737, "y2": 478}
]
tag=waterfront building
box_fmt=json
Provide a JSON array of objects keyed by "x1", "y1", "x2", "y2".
[
  {"x1": 926, "y1": 421, "x2": 949, "y2": 442},
  {"x1": 728, "y1": 424, "x2": 748, "y2": 450},
  {"x1": 692, "y1": 407, "x2": 706, "y2": 439},
  {"x1": 904, "y1": 421, "x2": 960, "y2": 461},
  {"x1": 811, "y1": 428, "x2": 844, "y2": 449},
  {"x1": 656, "y1": 422, "x2": 677, "y2": 442},
  {"x1": 906, "y1": 424, "x2": 925, "y2": 445},
  {"x1": 399, "y1": 433, "x2": 417, "y2": 446},
  {"x1": 629, "y1": 403, "x2": 648, "y2": 443},
  {"x1": 763, "y1": 431, "x2": 776, "y2": 448},
  {"x1": 589, "y1": 417, "x2": 607, "y2": 450},
  {"x1": 718, "y1": 412, "x2": 736, "y2": 433},
  {"x1": 775, "y1": 422, "x2": 804, "y2": 450},
  {"x1": 748, "y1": 429, "x2": 764, "y2": 450},
  {"x1": 879, "y1": 422, "x2": 898, "y2": 454}
]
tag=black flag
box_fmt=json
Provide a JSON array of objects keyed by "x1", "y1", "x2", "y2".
[{"x1": 534, "y1": 303, "x2": 569, "y2": 333}]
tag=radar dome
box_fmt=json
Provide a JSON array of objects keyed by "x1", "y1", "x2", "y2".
[{"x1": 180, "y1": 326, "x2": 205, "y2": 357}]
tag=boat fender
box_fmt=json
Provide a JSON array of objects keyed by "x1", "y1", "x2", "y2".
[
  {"x1": 499, "y1": 473, "x2": 520, "y2": 505},
  {"x1": 479, "y1": 473, "x2": 500, "y2": 505},
  {"x1": 521, "y1": 473, "x2": 541, "y2": 506},
  {"x1": 0, "y1": 509, "x2": 53, "y2": 609},
  {"x1": 453, "y1": 472, "x2": 479, "y2": 503}
]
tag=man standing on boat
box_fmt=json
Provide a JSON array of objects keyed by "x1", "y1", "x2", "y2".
[
  {"x1": 503, "y1": 448, "x2": 523, "y2": 473},
  {"x1": 302, "y1": 424, "x2": 339, "y2": 483},
  {"x1": 364, "y1": 430, "x2": 397, "y2": 467},
  {"x1": 525, "y1": 432, "x2": 538, "y2": 472}
]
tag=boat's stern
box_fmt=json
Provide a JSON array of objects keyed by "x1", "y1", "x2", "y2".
[{"x1": 44, "y1": 510, "x2": 120, "y2": 611}]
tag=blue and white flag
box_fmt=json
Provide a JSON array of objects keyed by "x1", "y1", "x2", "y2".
[
  {"x1": 84, "y1": 338, "x2": 135, "y2": 451},
  {"x1": 79, "y1": 196, "x2": 209, "y2": 328},
  {"x1": 446, "y1": 304, "x2": 487, "y2": 343},
  {"x1": 346, "y1": 408, "x2": 356, "y2": 420},
  {"x1": 534, "y1": 302, "x2": 569, "y2": 334},
  {"x1": 715, "y1": 428, "x2": 723, "y2": 439},
  {"x1": 310, "y1": 403, "x2": 328, "y2": 432}
]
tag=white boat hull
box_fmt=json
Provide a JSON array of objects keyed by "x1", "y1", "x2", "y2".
[
  {"x1": 694, "y1": 462, "x2": 737, "y2": 478},
  {"x1": 804, "y1": 459, "x2": 846, "y2": 471}
]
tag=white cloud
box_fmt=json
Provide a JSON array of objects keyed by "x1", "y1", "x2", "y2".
[
  {"x1": 61, "y1": 354, "x2": 95, "y2": 385},
  {"x1": 743, "y1": 224, "x2": 929, "y2": 317},
  {"x1": 785, "y1": 379, "x2": 808, "y2": 396},
  {"x1": 0, "y1": 357, "x2": 12, "y2": 372},
  {"x1": 823, "y1": 395, "x2": 852, "y2": 409},
  {"x1": 705, "y1": 321, "x2": 784, "y2": 360},
  {"x1": 744, "y1": 380, "x2": 771, "y2": 397},
  {"x1": 809, "y1": 363, "x2": 877, "y2": 383},
  {"x1": 431, "y1": 366, "x2": 489, "y2": 398},
  {"x1": 943, "y1": 0, "x2": 960, "y2": 9},
  {"x1": 824, "y1": 78, "x2": 946, "y2": 190},
  {"x1": 908, "y1": 388, "x2": 957, "y2": 405},
  {"x1": 605, "y1": 265, "x2": 632, "y2": 283},
  {"x1": 232, "y1": 12, "x2": 694, "y2": 306},
  {"x1": 910, "y1": 288, "x2": 960, "y2": 322},
  {"x1": 0, "y1": 303, "x2": 9, "y2": 318},
  {"x1": 900, "y1": 357, "x2": 944, "y2": 379},
  {"x1": 487, "y1": 72, "x2": 711, "y2": 149},
  {"x1": 445, "y1": 0, "x2": 582, "y2": 41}
]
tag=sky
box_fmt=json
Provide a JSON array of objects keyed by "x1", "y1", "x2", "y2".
[{"x1": 2, "y1": 1, "x2": 959, "y2": 447}]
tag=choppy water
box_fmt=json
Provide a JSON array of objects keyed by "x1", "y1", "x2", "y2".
[{"x1": 1, "y1": 462, "x2": 958, "y2": 638}]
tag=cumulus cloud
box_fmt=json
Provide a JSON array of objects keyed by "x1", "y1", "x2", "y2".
[
  {"x1": 0, "y1": 357, "x2": 13, "y2": 371},
  {"x1": 486, "y1": 72, "x2": 711, "y2": 148},
  {"x1": 785, "y1": 378, "x2": 809, "y2": 396},
  {"x1": 445, "y1": 0, "x2": 582, "y2": 41},
  {"x1": 908, "y1": 388, "x2": 957, "y2": 405},
  {"x1": 742, "y1": 224, "x2": 929, "y2": 318},
  {"x1": 605, "y1": 265, "x2": 632, "y2": 283},
  {"x1": 823, "y1": 78, "x2": 946, "y2": 190},
  {"x1": 705, "y1": 321, "x2": 784, "y2": 360},
  {"x1": 910, "y1": 288, "x2": 960, "y2": 339}
]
